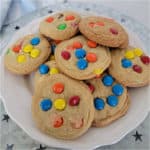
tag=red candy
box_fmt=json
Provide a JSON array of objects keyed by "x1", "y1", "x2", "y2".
[
  {"x1": 46, "y1": 17, "x2": 54, "y2": 23},
  {"x1": 65, "y1": 15, "x2": 75, "y2": 21},
  {"x1": 12, "y1": 44, "x2": 22, "y2": 53},
  {"x1": 73, "y1": 41, "x2": 82, "y2": 49},
  {"x1": 132, "y1": 65, "x2": 142, "y2": 73},
  {"x1": 71, "y1": 22, "x2": 78, "y2": 28},
  {"x1": 61, "y1": 51, "x2": 71, "y2": 60},
  {"x1": 140, "y1": 55, "x2": 150, "y2": 65},
  {"x1": 69, "y1": 96, "x2": 80, "y2": 106},
  {"x1": 87, "y1": 83, "x2": 95, "y2": 93},
  {"x1": 110, "y1": 28, "x2": 118, "y2": 35}
]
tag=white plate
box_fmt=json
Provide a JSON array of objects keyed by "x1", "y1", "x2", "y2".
[{"x1": 0, "y1": 12, "x2": 150, "y2": 150}]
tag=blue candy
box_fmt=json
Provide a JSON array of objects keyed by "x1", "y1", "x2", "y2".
[
  {"x1": 39, "y1": 64, "x2": 49, "y2": 74},
  {"x1": 112, "y1": 84, "x2": 124, "y2": 96},
  {"x1": 121, "y1": 58, "x2": 132, "y2": 68},
  {"x1": 31, "y1": 37, "x2": 40, "y2": 45},
  {"x1": 102, "y1": 75, "x2": 114, "y2": 86},
  {"x1": 75, "y1": 48, "x2": 86, "y2": 59},
  {"x1": 76, "y1": 59, "x2": 88, "y2": 70},
  {"x1": 107, "y1": 95, "x2": 118, "y2": 107},
  {"x1": 51, "y1": 44, "x2": 56, "y2": 54},
  {"x1": 94, "y1": 98, "x2": 105, "y2": 110},
  {"x1": 40, "y1": 99, "x2": 52, "y2": 111}
]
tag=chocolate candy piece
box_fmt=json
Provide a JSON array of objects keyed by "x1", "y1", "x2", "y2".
[
  {"x1": 102, "y1": 75, "x2": 114, "y2": 86},
  {"x1": 112, "y1": 84, "x2": 124, "y2": 96},
  {"x1": 39, "y1": 64, "x2": 49, "y2": 74},
  {"x1": 94, "y1": 98, "x2": 105, "y2": 110},
  {"x1": 121, "y1": 58, "x2": 132, "y2": 68},
  {"x1": 69, "y1": 96, "x2": 80, "y2": 106},
  {"x1": 40, "y1": 99, "x2": 52, "y2": 111},
  {"x1": 31, "y1": 37, "x2": 40, "y2": 45},
  {"x1": 107, "y1": 95, "x2": 118, "y2": 107},
  {"x1": 76, "y1": 59, "x2": 88, "y2": 70}
]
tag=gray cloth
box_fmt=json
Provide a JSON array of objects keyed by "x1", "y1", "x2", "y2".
[
  {"x1": 0, "y1": 0, "x2": 60, "y2": 30},
  {"x1": 0, "y1": 0, "x2": 11, "y2": 30},
  {"x1": 0, "y1": 0, "x2": 37, "y2": 30}
]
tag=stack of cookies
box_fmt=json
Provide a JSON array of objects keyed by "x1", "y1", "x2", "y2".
[{"x1": 4, "y1": 11, "x2": 150, "y2": 140}]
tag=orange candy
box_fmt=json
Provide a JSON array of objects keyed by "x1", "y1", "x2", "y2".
[
  {"x1": 95, "y1": 21, "x2": 104, "y2": 26},
  {"x1": 86, "y1": 52, "x2": 97, "y2": 62},
  {"x1": 46, "y1": 17, "x2": 54, "y2": 23},
  {"x1": 73, "y1": 41, "x2": 82, "y2": 49},
  {"x1": 54, "y1": 40, "x2": 61, "y2": 44},
  {"x1": 70, "y1": 117, "x2": 83, "y2": 129},
  {"x1": 52, "y1": 82, "x2": 64, "y2": 94},
  {"x1": 66, "y1": 45, "x2": 74, "y2": 51},
  {"x1": 53, "y1": 116, "x2": 63, "y2": 128},
  {"x1": 87, "y1": 40, "x2": 97, "y2": 48},
  {"x1": 89, "y1": 22, "x2": 104, "y2": 28},
  {"x1": 65, "y1": 15, "x2": 75, "y2": 21},
  {"x1": 95, "y1": 74, "x2": 102, "y2": 78},
  {"x1": 12, "y1": 44, "x2": 22, "y2": 53},
  {"x1": 89, "y1": 22, "x2": 95, "y2": 27}
]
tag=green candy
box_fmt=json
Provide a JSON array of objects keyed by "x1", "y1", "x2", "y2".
[
  {"x1": 6, "y1": 49, "x2": 11, "y2": 55},
  {"x1": 57, "y1": 23, "x2": 67, "y2": 30}
]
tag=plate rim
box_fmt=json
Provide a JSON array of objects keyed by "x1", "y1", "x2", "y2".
[{"x1": 0, "y1": 9, "x2": 150, "y2": 150}]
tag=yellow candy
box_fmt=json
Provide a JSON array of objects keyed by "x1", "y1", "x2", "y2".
[
  {"x1": 17, "y1": 54, "x2": 26, "y2": 63},
  {"x1": 50, "y1": 68, "x2": 59, "y2": 75},
  {"x1": 93, "y1": 68, "x2": 103, "y2": 75},
  {"x1": 30, "y1": 48, "x2": 40, "y2": 58},
  {"x1": 54, "y1": 99, "x2": 66, "y2": 110},
  {"x1": 134, "y1": 48, "x2": 143, "y2": 56},
  {"x1": 23, "y1": 44, "x2": 33, "y2": 53},
  {"x1": 125, "y1": 50, "x2": 135, "y2": 59},
  {"x1": 50, "y1": 55, "x2": 55, "y2": 60}
]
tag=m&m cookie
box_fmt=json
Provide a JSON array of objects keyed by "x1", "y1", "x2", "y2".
[
  {"x1": 109, "y1": 46, "x2": 150, "y2": 87},
  {"x1": 32, "y1": 74, "x2": 94, "y2": 139},
  {"x1": 34, "y1": 60, "x2": 60, "y2": 86},
  {"x1": 39, "y1": 11, "x2": 81, "y2": 40},
  {"x1": 55, "y1": 35, "x2": 111, "y2": 80},
  {"x1": 4, "y1": 34, "x2": 51, "y2": 75},
  {"x1": 85, "y1": 73, "x2": 130, "y2": 127},
  {"x1": 79, "y1": 16, "x2": 129, "y2": 48}
]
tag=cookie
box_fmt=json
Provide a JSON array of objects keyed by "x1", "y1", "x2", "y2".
[
  {"x1": 55, "y1": 35, "x2": 111, "y2": 80},
  {"x1": 109, "y1": 46, "x2": 150, "y2": 87},
  {"x1": 85, "y1": 73, "x2": 130, "y2": 127},
  {"x1": 35, "y1": 60, "x2": 60, "y2": 85},
  {"x1": 39, "y1": 11, "x2": 81, "y2": 40},
  {"x1": 4, "y1": 34, "x2": 51, "y2": 75},
  {"x1": 79, "y1": 16, "x2": 129, "y2": 48},
  {"x1": 32, "y1": 74, "x2": 94, "y2": 139}
]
